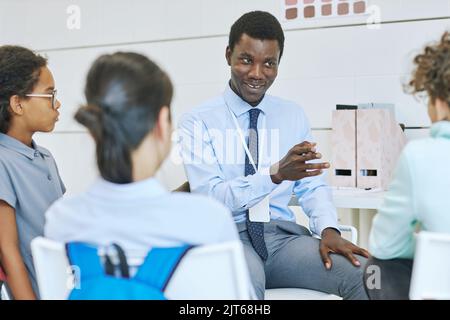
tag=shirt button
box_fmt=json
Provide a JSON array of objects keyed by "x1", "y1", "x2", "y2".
[
  {"x1": 47, "y1": 174, "x2": 52, "y2": 181},
  {"x1": 34, "y1": 151, "x2": 39, "y2": 157}
]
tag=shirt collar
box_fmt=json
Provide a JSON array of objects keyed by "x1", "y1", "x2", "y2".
[
  {"x1": 88, "y1": 177, "x2": 168, "y2": 200},
  {"x1": 223, "y1": 82, "x2": 270, "y2": 118},
  {"x1": 0, "y1": 133, "x2": 48, "y2": 159},
  {"x1": 430, "y1": 121, "x2": 450, "y2": 139}
]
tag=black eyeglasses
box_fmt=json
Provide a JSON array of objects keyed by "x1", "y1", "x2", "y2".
[{"x1": 25, "y1": 89, "x2": 58, "y2": 109}]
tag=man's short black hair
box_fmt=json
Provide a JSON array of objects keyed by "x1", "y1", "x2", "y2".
[{"x1": 228, "y1": 11, "x2": 285, "y2": 59}]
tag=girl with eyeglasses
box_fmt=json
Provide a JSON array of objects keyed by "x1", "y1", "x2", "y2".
[{"x1": 0, "y1": 46, "x2": 65, "y2": 299}]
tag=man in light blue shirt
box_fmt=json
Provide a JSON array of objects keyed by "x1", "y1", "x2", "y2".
[{"x1": 178, "y1": 11, "x2": 369, "y2": 299}]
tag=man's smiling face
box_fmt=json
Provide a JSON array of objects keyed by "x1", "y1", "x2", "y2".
[{"x1": 226, "y1": 33, "x2": 280, "y2": 106}]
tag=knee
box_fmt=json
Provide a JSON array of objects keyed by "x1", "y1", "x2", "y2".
[
  {"x1": 338, "y1": 255, "x2": 369, "y2": 300},
  {"x1": 348, "y1": 255, "x2": 368, "y2": 284}
]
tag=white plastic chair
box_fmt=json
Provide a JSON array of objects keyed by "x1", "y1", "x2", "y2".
[
  {"x1": 0, "y1": 284, "x2": 10, "y2": 300},
  {"x1": 265, "y1": 224, "x2": 357, "y2": 300},
  {"x1": 31, "y1": 237, "x2": 253, "y2": 300},
  {"x1": 409, "y1": 231, "x2": 450, "y2": 300}
]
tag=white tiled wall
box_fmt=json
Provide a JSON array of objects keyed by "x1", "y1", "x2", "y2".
[
  {"x1": 2, "y1": 0, "x2": 449, "y2": 50},
  {"x1": 1, "y1": 0, "x2": 449, "y2": 194}
]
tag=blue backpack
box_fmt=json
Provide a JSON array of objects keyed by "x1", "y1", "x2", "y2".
[{"x1": 65, "y1": 242, "x2": 193, "y2": 300}]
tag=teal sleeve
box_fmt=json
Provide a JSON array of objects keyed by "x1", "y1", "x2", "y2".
[{"x1": 369, "y1": 149, "x2": 418, "y2": 259}]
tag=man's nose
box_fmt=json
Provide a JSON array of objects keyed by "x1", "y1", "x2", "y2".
[{"x1": 248, "y1": 63, "x2": 263, "y2": 79}]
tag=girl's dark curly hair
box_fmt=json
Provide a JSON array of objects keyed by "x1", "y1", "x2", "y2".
[
  {"x1": 408, "y1": 31, "x2": 450, "y2": 107},
  {"x1": 0, "y1": 45, "x2": 47, "y2": 133}
]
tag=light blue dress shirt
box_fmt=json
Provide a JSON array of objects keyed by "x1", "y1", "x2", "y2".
[
  {"x1": 369, "y1": 121, "x2": 450, "y2": 259},
  {"x1": 178, "y1": 85, "x2": 338, "y2": 236}
]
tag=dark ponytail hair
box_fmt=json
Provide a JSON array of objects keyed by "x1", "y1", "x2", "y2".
[
  {"x1": 75, "y1": 52, "x2": 173, "y2": 184},
  {"x1": 0, "y1": 46, "x2": 47, "y2": 133}
]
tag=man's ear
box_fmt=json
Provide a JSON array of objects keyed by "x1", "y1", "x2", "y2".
[
  {"x1": 9, "y1": 95, "x2": 24, "y2": 115},
  {"x1": 225, "y1": 46, "x2": 232, "y2": 66}
]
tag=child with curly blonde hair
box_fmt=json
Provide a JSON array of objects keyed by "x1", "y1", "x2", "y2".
[{"x1": 365, "y1": 31, "x2": 450, "y2": 300}]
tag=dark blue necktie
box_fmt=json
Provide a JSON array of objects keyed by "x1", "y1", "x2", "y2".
[{"x1": 245, "y1": 108, "x2": 268, "y2": 261}]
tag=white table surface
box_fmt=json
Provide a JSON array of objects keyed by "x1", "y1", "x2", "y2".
[
  {"x1": 288, "y1": 188, "x2": 386, "y2": 247},
  {"x1": 331, "y1": 188, "x2": 385, "y2": 210},
  {"x1": 289, "y1": 188, "x2": 386, "y2": 248},
  {"x1": 289, "y1": 188, "x2": 386, "y2": 210}
]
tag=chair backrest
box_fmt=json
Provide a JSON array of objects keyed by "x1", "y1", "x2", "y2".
[
  {"x1": 31, "y1": 237, "x2": 252, "y2": 300},
  {"x1": 409, "y1": 231, "x2": 450, "y2": 300},
  {"x1": 0, "y1": 284, "x2": 10, "y2": 300}
]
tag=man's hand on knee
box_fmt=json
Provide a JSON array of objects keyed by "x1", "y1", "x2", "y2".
[{"x1": 319, "y1": 228, "x2": 370, "y2": 270}]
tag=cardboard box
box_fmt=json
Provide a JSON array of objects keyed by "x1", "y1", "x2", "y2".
[
  {"x1": 356, "y1": 109, "x2": 406, "y2": 189},
  {"x1": 331, "y1": 105, "x2": 406, "y2": 190},
  {"x1": 331, "y1": 110, "x2": 357, "y2": 188}
]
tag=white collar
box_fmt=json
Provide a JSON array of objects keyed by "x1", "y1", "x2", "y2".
[{"x1": 87, "y1": 177, "x2": 168, "y2": 200}]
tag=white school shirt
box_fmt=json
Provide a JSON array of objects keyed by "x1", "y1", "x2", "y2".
[{"x1": 44, "y1": 177, "x2": 238, "y2": 255}]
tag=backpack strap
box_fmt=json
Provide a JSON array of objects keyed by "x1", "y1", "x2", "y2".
[
  {"x1": 114, "y1": 244, "x2": 130, "y2": 278},
  {"x1": 103, "y1": 244, "x2": 130, "y2": 278},
  {"x1": 66, "y1": 242, "x2": 105, "y2": 278},
  {"x1": 134, "y1": 245, "x2": 194, "y2": 291}
]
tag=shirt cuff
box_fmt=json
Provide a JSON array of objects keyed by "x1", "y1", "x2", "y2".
[
  {"x1": 313, "y1": 216, "x2": 340, "y2": 237},
  {"x1": 254, "y1": 170, "x2": 279, "y2": 196}
]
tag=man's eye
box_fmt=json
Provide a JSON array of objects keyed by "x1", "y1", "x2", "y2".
[
  {"x1": 265, "y1": 61, "x2": 277, "y2": 67},
  {"x1": 242, "y1": 58, "x2": 251, "y2": 64}
]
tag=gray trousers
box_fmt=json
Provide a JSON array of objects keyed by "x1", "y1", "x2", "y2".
[
  {"x1": 238, "y1": 220, "x2": 368, "y2": 300},
  {"x1": 363, "y1": 257, "x2": 413, "y2": 300}
]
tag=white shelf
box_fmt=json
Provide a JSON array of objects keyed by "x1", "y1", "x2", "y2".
[
  {"x1": 332, "y1": 188, "x2": 385, "y2": 210},
  {"x1": 289, "y1": 188, "x2": 385, "y2": 210}
]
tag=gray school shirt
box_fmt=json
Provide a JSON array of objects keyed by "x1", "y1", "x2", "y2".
[{"x1": 0, "y1": 133, "x2": 65, "y2": 297}]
